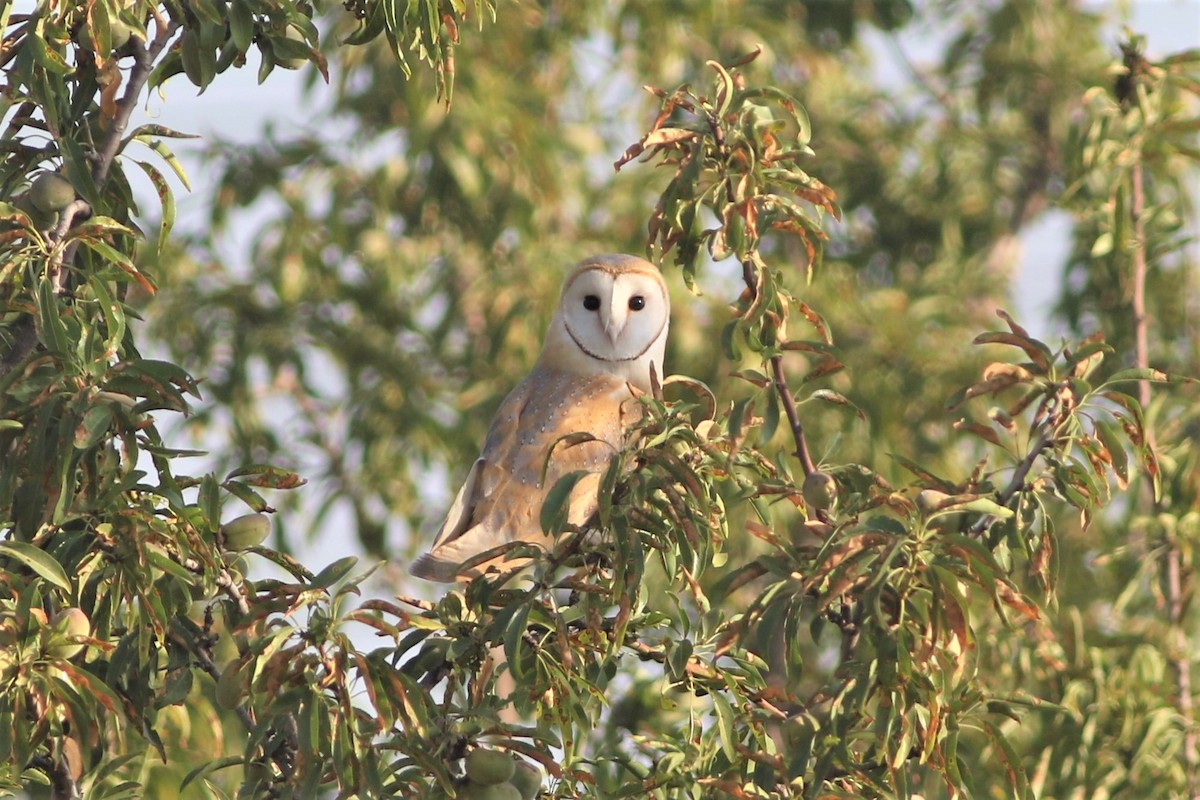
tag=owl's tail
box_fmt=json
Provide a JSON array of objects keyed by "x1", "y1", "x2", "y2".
[{"x1": 408, "y1": 552, "x2": 459, "y2": 582}]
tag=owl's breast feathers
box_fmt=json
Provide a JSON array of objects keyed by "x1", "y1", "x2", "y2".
[{"x1": 410, "y1": 367, "x2": 641, "y2": 582}]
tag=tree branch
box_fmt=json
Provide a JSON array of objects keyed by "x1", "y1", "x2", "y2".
[
  {"x1": 92, "y1": 19, "x2": 177, "y2": 187},
  {"x1": 770, "y1": 354, "x2": 816, "y2": 476},
  {"x1": 1131, "y1": 153, "x2": 1196, "y2": 795}
]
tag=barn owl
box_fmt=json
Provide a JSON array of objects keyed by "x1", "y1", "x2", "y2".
[{"x1": 410, "y1": 254, "x2": 670, "y2": 582}]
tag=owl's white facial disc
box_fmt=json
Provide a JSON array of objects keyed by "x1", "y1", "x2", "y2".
[{"x1": 561, "y1": 267, "x2": 669, "y2": 364}]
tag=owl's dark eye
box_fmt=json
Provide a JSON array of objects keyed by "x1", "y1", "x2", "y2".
[
  {"x1": 628, "y1": 295, "x2": 646, "y2": 311},
  {"x1": 583, "y1": 295, "x2": 601, "y2": 311}
]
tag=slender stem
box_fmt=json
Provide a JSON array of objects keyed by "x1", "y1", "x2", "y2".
[
  {"x1": 741, "y1": 259, "x2": 817, "y2": 476},
  {"x1": 1131, "y1": 155, "x2": 1197, "y2": 795},
  {"x1": 626, "y1": 638, "x2": 786, "y2": 717},
  {"x1": 1131, "y1": 164, "x2": 1152, "y2": 416},
  {"x1": 770, "y1": 354, "x2": 816, "y2": 475}
]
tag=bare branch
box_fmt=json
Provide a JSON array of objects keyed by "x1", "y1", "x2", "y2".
[{"x1": 92, "y1": 19, "x2": 179, "y2": 186}]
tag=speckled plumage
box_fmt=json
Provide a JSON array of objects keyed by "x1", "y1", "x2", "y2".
[{"x1": 410, "y1": 254, "x2": 669, "y2": 582}]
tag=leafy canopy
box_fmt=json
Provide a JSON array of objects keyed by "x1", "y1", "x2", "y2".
[{"x1": 1, "y1": 1, "x2": 1199, "y2": 799}]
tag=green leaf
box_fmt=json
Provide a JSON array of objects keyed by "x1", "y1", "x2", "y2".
[
  {"x1": 503, "y1": 602, "x2": 531, "y2": 681},
  {"x1": 180, "y1": 756, "x2": 243, "y2": 791},
  {"x1": 229, "y1": 0, "x2": 255, "y2": 51},
  {"x1": 742, "y1": 85, "x2": 812, "y2": 145},
  {"x1": 74, "y1": 404, "x2": 114, "y2": 449},
  {"x1": 310, "y1": 556, "x2": 358, "y2": 589},
  {"x1": 1090, "y1": 230, "x2": 1113, "y2": 256},
  {"x1": 343, "y1": 0, "x2": 387, "y2": 46},
  {"x1": 711, "y1": 691, "x2": 737, "y2": 761},
  {"x1": 224, "y1": 464, "x2": 307, "y2": 489},
  {"x1": 1094, "y1": 418, "x2": 1129, "y2": 486},
  {"x1": 75, "y1": 237, "x2": 155, "y2": 294},
  {"x1": 539, "y1": 470, "x2": 588, "y2": 535},
  {"x1": 938, "y1": 496, "x2": 1015, "y2": 519},
  {"x1": 200, "y1": 473, "x2": 221, "y2": 530},
  {"x1": 0, "y1": 542, "x2": 72, "y2": 592},
  {"x1": 28, "y1": 30, "x2": 74, "y2": 75},
  {"x1": 35, "y1": 281, "x2": 71, "y2": 356},
  {"x1": 130, "y1": 136, "x2": 195, "y2": 192},
  {"x1": 982, "y1": 719, "x2": 1031, "y2": 799},
  {"x1": 146, "y1": 548, "x2": 194, "y2": 582},
  {"x1": 666, "y1": 637, "x2": 693, "y2": 682},
  {"x1": 87, "y1": 275, "x2": 127, "y2": 356},
  {"x1": 222, "y1": 480, "x2": 271, "y2": 512},
  {"x1": 1103, "y1": 367, "x2": 1196, "y2": 386},
  {"x1": 132, "y1": 160, "x2": 175, "y2": 255}
]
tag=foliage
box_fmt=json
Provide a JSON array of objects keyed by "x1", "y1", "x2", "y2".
[{"x1": 1, "y1": 1, "x2": 1199, "y2": 799}]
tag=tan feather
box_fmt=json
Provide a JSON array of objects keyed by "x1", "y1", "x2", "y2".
[
  {"x1": 410, "y1": 368, "x2": 639, "y2": 581},
  {"x1": 411, "y1": 254, "x2": 669, "y2": 582}
]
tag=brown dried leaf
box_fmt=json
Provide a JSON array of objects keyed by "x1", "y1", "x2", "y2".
[
  {"x1": 815, "y1": 532, "x2": 890, "y2": 573},
  {"x1": 973, "y1": 332, "x2": 1052, "y2": 373},
  {"x1": 996, "y1": 581, "x2": 1041, "y2": 621},
  {"x1": 794, "y1": 301, "x2": 832, "y2": 344},
  {"x1": 995, "y1": 309, "x2": 1030, "y2": 339},
  {"x1": 614, "y1": 141, "x2": 646, "y2": 171},
  {"x1": 642, "y1": 127, "x2": 699, "y2": 147},
  {"x1": 953, "y1": 419, "x2": 1003, "y2": 447},
  {"x1": 62, "y1": 736, "x2": 84, "y2": 781},
  {"x1": 939, "y1": 584, "x2": 971, "y2": 669}
]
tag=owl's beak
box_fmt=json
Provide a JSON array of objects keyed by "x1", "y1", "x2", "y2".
[{"x1": 603, "y1": 306, "x2": 626, "y2": 345}]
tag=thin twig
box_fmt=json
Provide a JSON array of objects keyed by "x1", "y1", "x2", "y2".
[
  {"x1": 626, "y1": 638, "x2": 787, "y2": 718},
  {"x1": 0, "y1": 26, "x2": 29, "y2": 70},
  {"x1": 1, "y1": 100, "x2": 35, "y2": 140},
  {"x1": 48, "y1": 199, "x2": 93, "y2": 295},
  {"x1": 770, "y1": 354, "x2": 816, "y2": 475},
  {"x1": 170, "y1": 620, "x2": 256, "y2": 731},
  {"x1": 740, "y1": 258, "x2": 817, "y2": 476},
  {"x1": 1130, "y1": 163, "x2": 1153, "y2": 421}
]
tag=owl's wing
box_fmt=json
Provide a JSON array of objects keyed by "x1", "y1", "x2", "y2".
[
  {"x1": 410, "y1": 368, "x2": 636, "y2": 582},
  {"x1": 408, "y1": 455, "x2": 492, "y2": 581}
]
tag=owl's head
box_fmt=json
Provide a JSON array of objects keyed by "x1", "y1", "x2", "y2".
[{"x1": 538, "y1": 254, "x2": 670, "y2": 392}]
